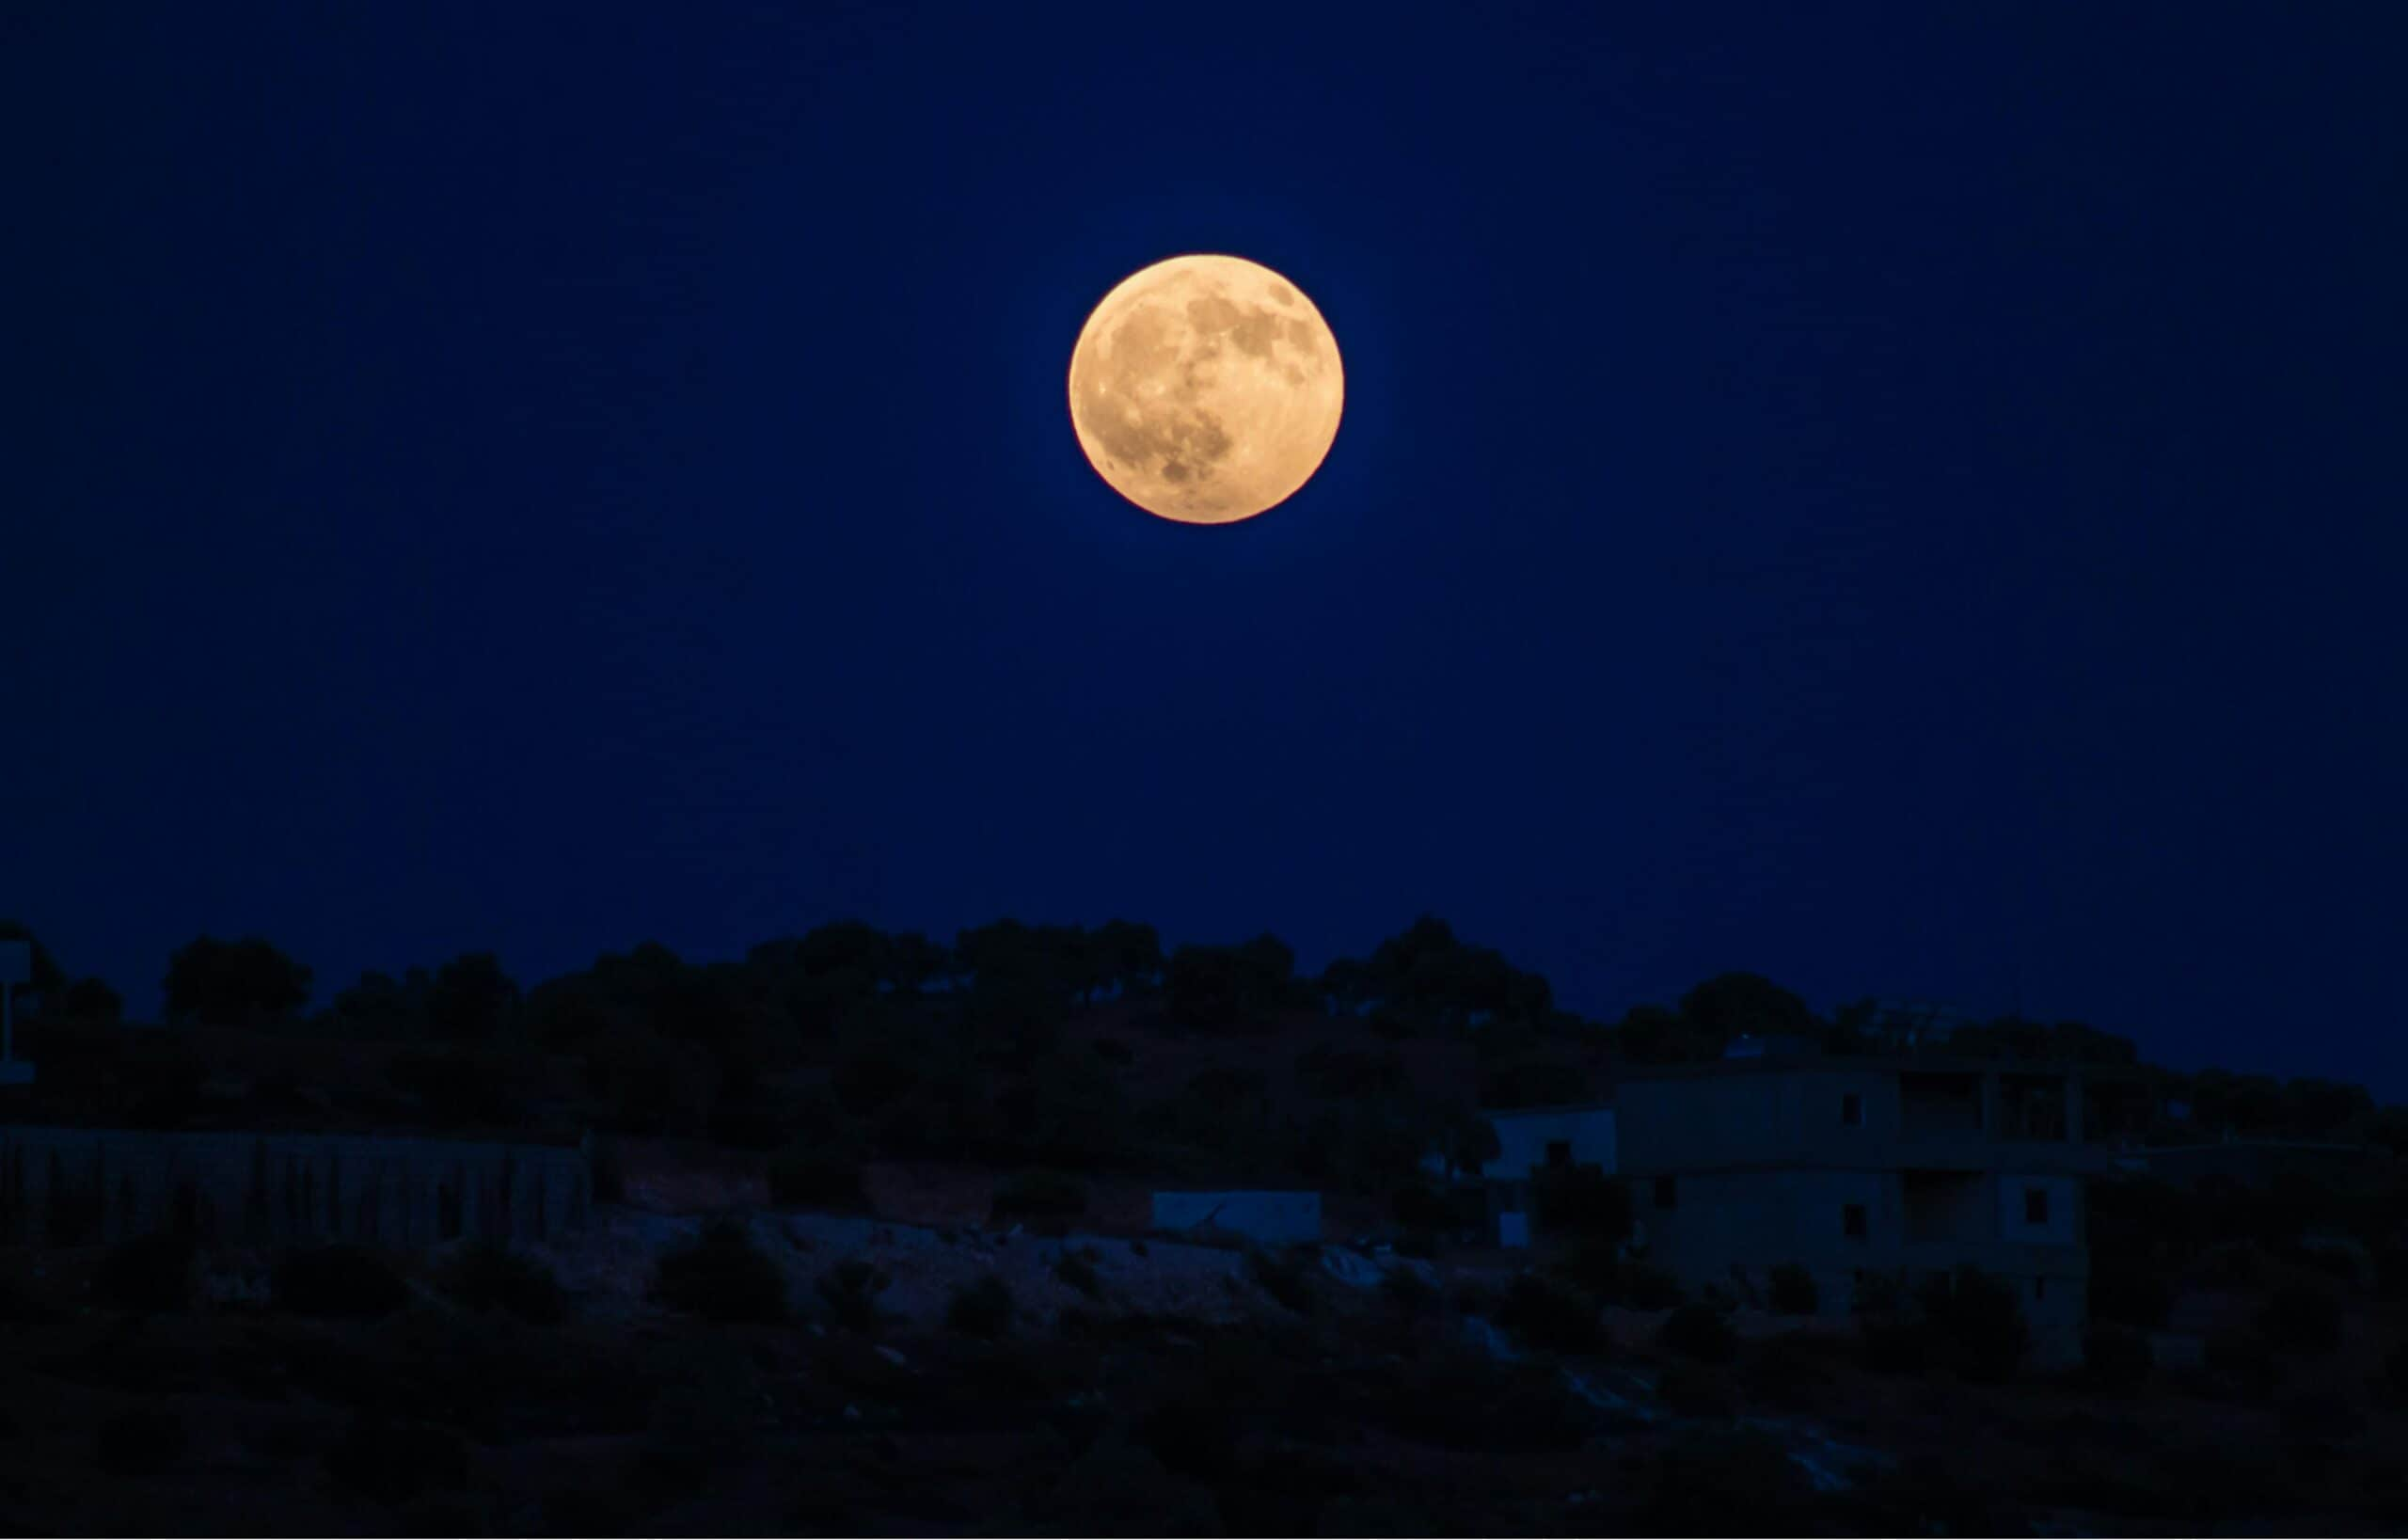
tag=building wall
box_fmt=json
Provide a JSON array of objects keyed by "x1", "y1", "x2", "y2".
[
  {"x1": 1634, "y1": 1163, "x2": 2088, "y2": 1368},
  {"x1": 0, "y1": 1126, "x2": 590, "y2": 1249},
  {"x1": 1150, "y1": 1190, "x2": 1323, "y2": 1246},
  {"x1": 1483, "y1": 1107, "x2": 1616, "y2": 1181},
  {"x1": 1619, "y1": 1066, "x2": 2108, "y2": 1176}
]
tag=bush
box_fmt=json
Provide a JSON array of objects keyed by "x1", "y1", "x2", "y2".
[
  {"x1": 1656, "y1": 1363, "x2": 1736, "y2": 1416},
  {"x1": 2257, "y1": 1282, "x2": 2342, "y2": 1357},
  {"x1": 2090, "y1": 1263, "x2": 2175, "y2": 1330},
  {"x1": 2205, "y1": 1326, "x2": 2282, "y2": 1400},
  {"x1": 2084, "y1": 1323, "x2": 2152, "y2": 1390},
  {"x1": 1248, "y1": 1247, "x2": 1318, "y2": 1317},
  {"x1": 947, "y1": 1275, "x2": 1015, "y2": 1339},
  {"x1": 1366, "y1": 1350, "x2": 1592, "y2": 1453},
  {"x1": 96, "y1": 1407, "x2": 187, "y2": 1475},
  {"x1": 1767, "y1": 1263, "x2": 1818, "y2": 1316},
  {"x1": 90, "y1": 1233, "x2": 196, "y2": 1313},
  {"x1": 1391, "y1": 1183, "x2": 1453, "y2": 1232},
  {"x1": 1860, "y1": 1317, "x2": 1937, "y2": 1376},
  {"x1": 654, "y1": 1222, "x2": 786, "y2": 1325},
  {"x1": 439, "y1": 1242, "x2": 566, "y2": 1326},
  {"x1": 1743, "y1": 1331, "x2": 1839, "y2": 1406},
  {"x1": 1917, "y1": 1266, "x2": 2028, "y2": 1383},
  {"x1": 1496, "y1": 1274, "x2": 1608, "y2": 1356},
  {"x1": 766, "y1": 1146, "x2": 867, "y2": 1212},
  {"x1": 1660, "y1": 1301, "x2": 1737, "y2": 1364},
  {"x1": 991, "y1": 1169, "x2": 1087, "y2": 1224},
  {"x1": 816, "y1": 1260, "x2": 891, "y2": 1331},
  {"x1": 2384, "y1": 1341, "x2": 2408, "y2": 1401},
  {"x1": 1640, "y1": 1428, "x2": 1814, "y2": 1533},
  {"x1": 273, "y1": 1245, "x2": 411, "y2": 1320},
  {"x1": 1380, "y1": 1265, "x2": 1439, "y2": 1313},
  {"x1": 325, "y1": 1415, "x2": 469, "y2": 1507},
  {"x1": 1054, "y1": 1247, "x2": 1103, "y2": 1300},
  {"x1": 1530, "y1": 1167, "x2": 1632, "y2": 1244},
  {"x1": 1620, "y1": 1262, "x2": 1687, "y2": 1310}
]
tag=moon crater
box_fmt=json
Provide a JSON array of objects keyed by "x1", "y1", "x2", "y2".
[{"x1": 1069, "y1": 254, "x2": 1343, "y2": 524}]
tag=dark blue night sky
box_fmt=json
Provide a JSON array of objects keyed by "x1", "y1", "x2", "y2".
[{"x1": 11, "y1": 5, "x2": 2404, "y2": 1091}]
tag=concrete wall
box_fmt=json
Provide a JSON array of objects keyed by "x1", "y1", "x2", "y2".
[
  {"x1": 1635, "y1": 1164, "x2": 2088, "y2": 1368},
  {"x1": 1618, "y1": 1065, "x2": 2114, "y2": 1176},
  {"x1": 1994, "y1": 1172, "x2": 2080, "y2": 1246},
  {"x1": 1483, "y1": 1106, "x2": 1616, "y2": 1181},
  {"x1": 1150, "y1": 1190, "x2": 1322, "y2": 1246},
  {"x1": 0, "y1": 1126, "x2": 590, "y2": 1249}
]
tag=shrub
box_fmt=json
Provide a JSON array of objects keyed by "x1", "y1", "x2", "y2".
[
  {"x1": 654, "y1": 1222, "x2": 787, "y2": 1325},
  {"x1": 90, "y1": 1233, "x2": 195, "y2": 1313},
  {"x1": 1248, "y1": 1247, "x2": 1318, "y2": 1317},
  {"x1": 1367, "y1": 1349, "x2": 1592, "y2": 1453},
  {"x1": 1054, "y1": 1247, "x2": 1103, "y2": 1300},
  {"x1": 2205, "y1": 1326, "x2": 2282, "y2": 1400},
  {"x1": 990, "y1": 1169, "x2": 1087, "y2": 1224},
  {"x1": 439, "y1": 1242, "x2": 566, "y2": 1326},
  {"x1": 947, "y1": 1275, "x2": 1015, "y2": 1339},
  {"x1": 325, "y1": 1415, "x2": 469, "y2": 1507},
  {"x1": 96, "y1": 1407, "x2": 187, "y2": 1475},
  {"x1": 2084, "y1": 1323, "x2": 2152, "y2": 1391},
  {"x1": 1743, "y1": 1331, "x2": 1839, "y2": 1406},
  {"x1": 1619, "y1": 1262, "x2": 1686, "y2": 1310},
  {"x1": 2257, "y1": 1282, "x2": 2342, "y2": 1357},
  {"x1": 1530, "y1": 1167, "x2": 1631, "y2": 1244},
  {"x1": 816, "y1": 1260, "x2": 891, "y2": 1331},
  {"x1": 1917, "y1": 1266, "x2": 2028, "y2": 1384},
  {"x1": 1391, "y1": 1183, "x2": 1453, "y2": 1232},
  {"x1": 1641, "y1": 1428, "x2": 1814, "y2": 1533},
  {"x1": 766, "y1": 1146, "x2": 867, "y2": 1212},
  {"x1": 1496, "y1": 1274, "x2": 1608, "y2": 1356},
  {"x1": 1656, "y1": 1363, "x2": 1736, "y2": 1416},
  {"x1": 1860, "y1": 1317, "x2": 1937, "y2": 1376},
  {"x1": 0, "y1": 1278, "x2": 61, "y2": 1326},
  {"x1": 2090, "y1": 1263, "x2": 2175, "y2": 1330},
  {"x1": 1380, "y1": 1266, "x2": 1439, "y2": 1313},
  {"x1": 1660, "y1": 1301, "x2": 1737, "y2": 1364},
  {"x1": 1767, "y1": 1263, "x2": 1818, "y2": 1316},
  {"x1": 273, "y1": 1245, "x2": 411, "y2": 1320},
  {"x1": 2384, "y1": 1341, "x2": 2408, "y2": 1401}
]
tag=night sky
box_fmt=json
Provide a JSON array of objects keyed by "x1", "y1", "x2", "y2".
[{"x1": 11, "y1": 6, "x2": 2404, "y2": 1092}]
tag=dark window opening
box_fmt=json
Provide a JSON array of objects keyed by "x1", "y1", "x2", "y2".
[
  {"x1": 2024, "y1": 1187, "x2": 2050, "y2": 1225},
  {"x1": 1842, "y1": 1092, "x2": 1863, "y2": 1127},
  {"x1": 1654, "y1": 1176, "x2": 1677, "y2": 1209},
  {"x1": 2035, "y1": 1277, "x2": 2047, "y2": 1301},
  {"x1": 1545, "y1": 1139, "x2": 1572, "y2": 1170},
  {"x1": 1843, "y1": 1203, "x2": 1868, "y2": 1240}
]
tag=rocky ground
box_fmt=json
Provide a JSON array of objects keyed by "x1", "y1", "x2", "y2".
[{"x1": 2, "y1": 1207, "x2": 2404, "y2": 1535}]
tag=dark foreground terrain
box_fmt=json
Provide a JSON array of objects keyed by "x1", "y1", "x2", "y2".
[{"x1": 3, "y1": 1216, "x2": 2405, "y2": 1537}]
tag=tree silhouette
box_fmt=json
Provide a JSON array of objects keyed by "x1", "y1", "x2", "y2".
[
  {"x1": 162, "y1": 935, "x2": 311, "y2": 1027},
  {"x1": 425, "y1": 952, "x2": 519, "y2": 1041}
]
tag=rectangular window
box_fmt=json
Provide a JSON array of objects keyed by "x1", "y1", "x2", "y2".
[
  {"x1": 2035, "y1": 1277, "x2": 2047, "y2": 1301},
  {"x1": 1842, "y1": 1092, "x2": 1863, "y2": 1127},
  {"x1": 1655, "y1": 1176, "x2": 1677, "y2": 1209},
  {"x1": 1843, "y1": 1203, "x2": 1868, "y2": 1240},
  {"x1": 2025, "y1": 1187, "x2": 2050, "y2": 1225},
  {"x1": 1545, "y1": 1139, "x2": 1572, "y2": 1170}
]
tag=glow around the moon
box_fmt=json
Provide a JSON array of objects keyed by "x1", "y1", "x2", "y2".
[{"x1": 1069, "y1": 254, "x2": 1343, "y2": 524}]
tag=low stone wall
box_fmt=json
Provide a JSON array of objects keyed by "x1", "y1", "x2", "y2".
[{"x1": 0, "y1": 1125, "x2": 590, "y2": 1249}]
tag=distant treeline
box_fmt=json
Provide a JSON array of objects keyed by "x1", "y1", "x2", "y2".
[{"x1": 2, "y1": 916, "x2": 2400, "y2": 1166}]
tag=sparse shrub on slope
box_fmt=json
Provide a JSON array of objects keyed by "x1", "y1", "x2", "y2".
[
  {"x1": 273, "y1": 1244, "x2": 411, "y2": 1320},
  {"x1": 1660, "y1": 1301, "x2": 1736, "y2": 1364},
  {"x1": 654, "y1": 1220, "x2": 787, "y2": 1325},
  {"x1": 1767, "y1": 1262, "x2": 1818, "y2": 1316},
  {"x1": 947, "y1": 1275, "x2": 1015, "y2": 1338},
  {"x1": 90, "y1": 1234, "x2": 196, "y2": 1314},
  {"x1": 439, "y1": 1241, "x2": 566, "y2": 1325}
]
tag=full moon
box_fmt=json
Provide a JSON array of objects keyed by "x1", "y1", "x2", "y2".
[{"x1": 1069, "y1": 254, "x2": 1343, "y2": 525}]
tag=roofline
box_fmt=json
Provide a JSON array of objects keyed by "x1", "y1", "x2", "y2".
[{"x1": 1614, "y1": 1056, "x2": 2154, "y2": 1081}]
